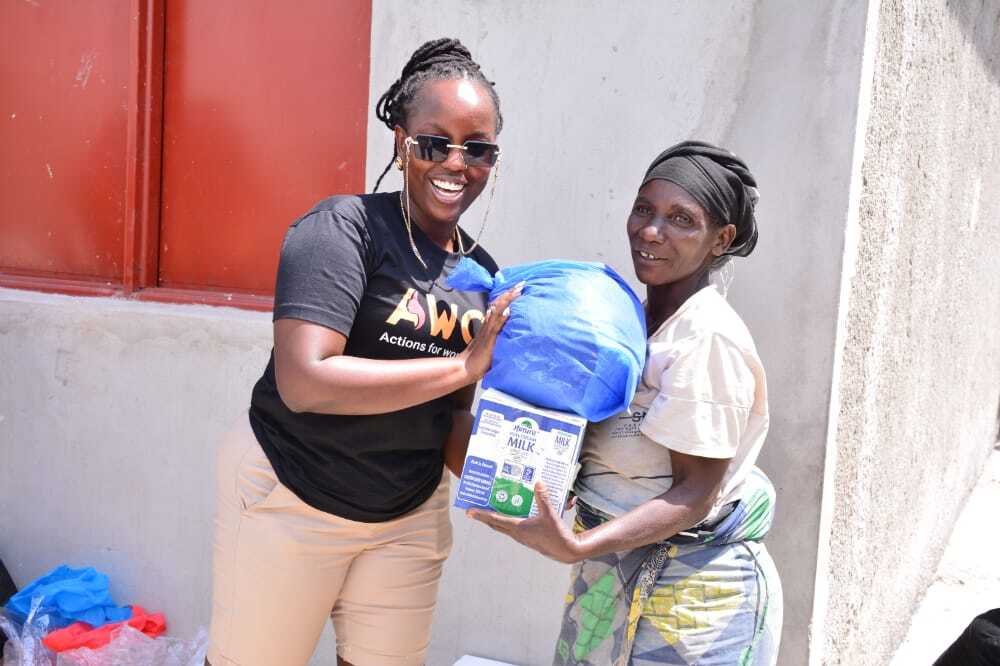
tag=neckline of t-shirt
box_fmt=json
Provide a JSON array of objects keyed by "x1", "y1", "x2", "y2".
[
  {"x1": 392, "y1": 191, "x2": 470, "y2": 262},
  {"x1": 646, "y1": 285, "x2": 721, "y2": 339}
]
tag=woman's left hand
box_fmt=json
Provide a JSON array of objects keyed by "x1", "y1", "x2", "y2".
[{"x1": 467, "y1": 482, "x2": 584, "y2": 564}]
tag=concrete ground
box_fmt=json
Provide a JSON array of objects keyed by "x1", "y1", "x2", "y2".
[{"x1": 890, "y1": 445, "x2": 1000, "y2": 664}]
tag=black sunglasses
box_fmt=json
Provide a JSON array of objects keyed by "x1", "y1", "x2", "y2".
[{"x1": 405, "y1": 134, "x2": 501, "y2": 167}]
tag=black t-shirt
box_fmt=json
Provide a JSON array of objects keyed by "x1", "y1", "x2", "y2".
[{"x1": 248, "y1": 192, "x2": 498, "y2": 522}]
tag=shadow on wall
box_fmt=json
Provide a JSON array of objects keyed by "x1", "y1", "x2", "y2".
[
  {"x1": 995, "y1": 397, "x2": 1000, "y2": 445},
  {"x1": 946, "y1": 0, "x2": 1000, "y2": 84}
]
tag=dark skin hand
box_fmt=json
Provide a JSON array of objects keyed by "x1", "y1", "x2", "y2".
[{"x1": 471, "y1": 178, "x2": 741, "y2": 562}]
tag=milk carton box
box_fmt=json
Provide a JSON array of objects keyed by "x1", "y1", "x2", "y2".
[{"x1": 455, "y1": 388, "x2": 587, "y2": 517}]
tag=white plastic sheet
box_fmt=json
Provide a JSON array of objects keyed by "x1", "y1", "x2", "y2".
[
  {"x1": 55, "y1": 626, "x2": 207, "y2": 666},
  {"x1": 1, "y1": 598, "x2": 53, "y2": 666},
  {"x1": 1, "y1": 598, "x2": 206, "y2": 666}
]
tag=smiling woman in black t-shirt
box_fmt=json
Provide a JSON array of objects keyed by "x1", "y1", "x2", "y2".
[{"x1": 207, "y1": 39, "x2": 520, "y2": 666}]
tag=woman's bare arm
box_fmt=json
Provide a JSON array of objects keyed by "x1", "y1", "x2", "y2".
[
  {"x1": 468, "y1": 448, "x2": 729, "y2": 564},
  {"x1": 572, "y1": 449, "x2": 729, "y2": 559},
  {"x1": 273, "y1": 286, "x2": 521, "y2": 415},
  {"x1": 443, "y1": 384, "x2": 476, "y2": 477}
]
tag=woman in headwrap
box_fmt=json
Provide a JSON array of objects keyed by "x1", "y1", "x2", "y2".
[{"x1": 470, "y1": 141, "x2": 783, "y2": 665}]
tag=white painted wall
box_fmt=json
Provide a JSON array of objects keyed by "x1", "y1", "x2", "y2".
[{"x1": 0, "y1": 3, "x2": 877, "y2": 666}]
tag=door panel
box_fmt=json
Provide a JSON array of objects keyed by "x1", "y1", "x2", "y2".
[
  {"x1": 158, "y1": 0, "x2": 371, "y2": 293},
  {"x1": 0, "y1": 2, "x2": 130, "y2": 279}
]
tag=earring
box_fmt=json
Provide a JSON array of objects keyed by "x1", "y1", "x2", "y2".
[{"x1": 395, "y1": 156, "x2": 404, "y2": 170}]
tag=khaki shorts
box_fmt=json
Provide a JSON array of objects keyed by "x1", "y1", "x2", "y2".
[{"x1": 207, "y1": 415, "x2": 453, "y2": 666}]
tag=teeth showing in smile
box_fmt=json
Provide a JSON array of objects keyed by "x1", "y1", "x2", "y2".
[
  {"x1": 638, "y1": 250, "x2": 663, "y2": 261},
  {"x1": 432, "y1": 179, "x2": 464, "y2": 192}
]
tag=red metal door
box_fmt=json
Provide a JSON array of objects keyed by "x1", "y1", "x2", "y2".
[
  {"x1": 0, "y1": 2, "x2": 131, "y2": 280},
  {"x1": 157, "y1": 0, "x2": 371, "y2": 294}
]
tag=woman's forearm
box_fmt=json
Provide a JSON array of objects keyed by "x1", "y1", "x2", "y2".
[
  {"x1": 573, "y1": 483, "x2": 714, "y2": 561},
  {"x1": 466, "y1": 442, "x2": 730, "y2": 565},
  {"x1": 278, "y1": 354, "x2": 474, "y2": 415},
  {"x1": 443, "y1": 410, "x2": 474, "y2": 476},
  {"x1": 274, "y1": 287, "x2": 520, "y2": 416},
  {"x1": 571, "y1": 450, "x2": 729, "y2": 561}
]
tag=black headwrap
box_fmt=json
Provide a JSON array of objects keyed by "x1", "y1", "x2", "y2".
[{"x1": 641, "y1": 140, "x2": 759, "y2": 258}]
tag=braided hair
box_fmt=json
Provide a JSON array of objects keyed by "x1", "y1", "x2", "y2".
[{"x1": 372, "y1": 38, "x2": 503, "y2": 192}]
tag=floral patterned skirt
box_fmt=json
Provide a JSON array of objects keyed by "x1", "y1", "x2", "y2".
[{"x1": 554, "y1": 468, "x2": 782, "y2": 666}]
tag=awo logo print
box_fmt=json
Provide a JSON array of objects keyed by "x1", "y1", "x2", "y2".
[{"x1": 379, "y1": 288, "x2": 484, "y2": 356}]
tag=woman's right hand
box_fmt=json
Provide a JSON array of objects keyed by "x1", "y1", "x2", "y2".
[{"x1": 461, "y1": 282, "x2": 524, "y2": 381}]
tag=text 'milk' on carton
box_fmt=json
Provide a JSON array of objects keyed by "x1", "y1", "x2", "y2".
[{"x1": 455, "y1": 388, "x2": 587, "y2": 517}]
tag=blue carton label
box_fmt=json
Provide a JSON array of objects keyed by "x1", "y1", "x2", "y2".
[{"x1": 456, "y1": 456, "x2": 497, "y2": 507}]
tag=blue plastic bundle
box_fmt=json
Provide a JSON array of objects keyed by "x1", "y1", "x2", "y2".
[
  {"x1": 449, "y1": 258, "x2": 646, "y2": 421},
  {"x1": 5, "y1": 565, "x2": 132, "y2": 629}
]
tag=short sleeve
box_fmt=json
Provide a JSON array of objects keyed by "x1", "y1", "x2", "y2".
[
  {"x1": 639, "y1": 333, "x2": 755, "y2": 459},
  {"x1": 272, "y1": 209, "x2": 371, "y2": 336}
]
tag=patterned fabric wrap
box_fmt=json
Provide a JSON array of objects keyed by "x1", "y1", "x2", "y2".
[{"x1": 554, "y1": 467, "x2": 781, "y2": 666}]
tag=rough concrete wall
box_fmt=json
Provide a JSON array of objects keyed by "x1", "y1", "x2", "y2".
[
  {"x1": 368, "y1": 2, "x2": 870, "y2": 664},
  {"x1": 818, "y1": 1, "x2": 1000, "y2": 663}
]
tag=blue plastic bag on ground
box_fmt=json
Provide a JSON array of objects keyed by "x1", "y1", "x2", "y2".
[
  {"x1": 449, "y1": 258, "x2": 646, "y2": 421},
  {"x1": 5, "y1": 566, "x2": 131, "y2": 630}
]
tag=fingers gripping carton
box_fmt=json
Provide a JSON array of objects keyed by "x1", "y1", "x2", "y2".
[{"x1": 455, "y1": 388, "x2": 587, "y2": 517}]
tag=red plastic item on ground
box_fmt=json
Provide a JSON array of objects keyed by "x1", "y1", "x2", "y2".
[{"x1": 42, "y1": 605, "x2": 166, "y2": 652}]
